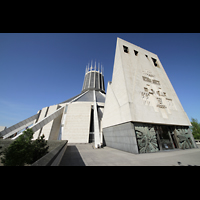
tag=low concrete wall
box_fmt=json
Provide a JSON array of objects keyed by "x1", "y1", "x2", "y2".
[
  {"x1": 31, "y1": 140, "x2": 68, "y2": 166},
  {"x1": 0, "y1": 139, "x2": 68, "y2": 166}
]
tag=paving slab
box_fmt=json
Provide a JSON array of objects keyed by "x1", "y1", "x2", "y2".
[{"x1": 59, "y1": 143, "x2": 200, "y2": 166}]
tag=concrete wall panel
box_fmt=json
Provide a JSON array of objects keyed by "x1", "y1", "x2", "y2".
[
  {"x1": 40, "y1": 105, "x2": 57, "y2": 140},
  {"x1": 33, "y1": 107, "x2": 48, "y2": 139},
  {"x1": 102, "y1": 37, "x2": 191, "y2": 129},
  {"x1": 62, "y1": 102, "x2": 91, "y2": 143},
  {"x1": 103, "y1": 122, "x2": 138, "y2": 154}
]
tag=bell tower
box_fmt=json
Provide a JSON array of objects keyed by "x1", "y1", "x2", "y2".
[{"x1": 82, "y1": 61, "x2": 105, "y2": 93}]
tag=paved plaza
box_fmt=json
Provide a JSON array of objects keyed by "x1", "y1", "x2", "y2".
[{"x1": 59, "y1": 144, "x2": 200, "y2": 166}]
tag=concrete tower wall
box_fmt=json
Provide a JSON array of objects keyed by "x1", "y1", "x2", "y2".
[
  {"x1": 102, "y1": 38, "x2": 195, "y2": 154},
  {"x1": 82, "y1": 63, "x2": 105, "y2": 93},
  {"x1": 102, "y1": 38, "x2": 191, "y2": 128}
]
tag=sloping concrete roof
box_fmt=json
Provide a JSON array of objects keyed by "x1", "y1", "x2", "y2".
[{"x1": 59, "y1": 90, "x2": 105, "y2": 104}]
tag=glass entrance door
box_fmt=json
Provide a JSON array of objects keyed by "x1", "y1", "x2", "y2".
[{"x1": 155, "y1": 126, "x2": 174, "y2": 150}]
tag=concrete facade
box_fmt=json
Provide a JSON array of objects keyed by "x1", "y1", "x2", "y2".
[
  {"x1": 102, "y1": 38, "x2": 191, "y2": 129},
  {"x1": 0, "y1": 64, "x2": 106, "y2": 149},
  {"x1": 62, "y1": 102, "x2": 92, "y2": 143},
  {"x1": 40, "y1": 105, "x2": 57, "y2": 140},
  {"x1": 102, "y1": 37, "x2": 196, "y2": 154},
  {"x1": 33, "y1": 107, "x2": 48, "y2": 140},
  {"x1": 103, "y1": 122, "x2": 138, "y2": 154}
]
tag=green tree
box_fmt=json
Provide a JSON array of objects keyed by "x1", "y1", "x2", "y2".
[
  {"x1": 0, "y1": 128, "x2": 49, "y2": 166},
  {"x1": 29, "y1": 134, "x2": 49, "y2": 164},
  {"x1": 191, "y1": 118, "x2": 200, "y2": 139}
]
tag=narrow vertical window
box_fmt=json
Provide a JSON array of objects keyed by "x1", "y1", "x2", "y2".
[
  {"x1": 89, "y1": 108, "x2": 94, "y2": 132},
  {"x1": 151, "y1": 57, "x2": 159, "y2": 68}
]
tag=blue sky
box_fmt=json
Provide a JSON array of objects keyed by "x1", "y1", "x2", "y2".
[{"x1": 0, "y1": 33, "x2": 200, "y2": 127}]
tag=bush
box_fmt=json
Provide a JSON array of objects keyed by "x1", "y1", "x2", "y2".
[
  {"x1": 0, "y1": 128, "x2": 49, "y2": 166},
  {"x1": 29, "y1": 134, "x2": 49, "y2": 164}
]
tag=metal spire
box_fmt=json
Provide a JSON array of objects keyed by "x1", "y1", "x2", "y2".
[
  {"x1": 98, "y1": 62, "x2": 100, "y2": 72},
  {"x1": 94, "y1": 60, "x2": 96, "y2": 71},
  {"x1": 85, "y1": 60, "x2": 104, "y2": 73},
  {"x1": 88, "y1": 62, "x2": 90, "y2": 72},
  {"x1": 90, "y1": 60, "x2": 93, "y2": 71}
]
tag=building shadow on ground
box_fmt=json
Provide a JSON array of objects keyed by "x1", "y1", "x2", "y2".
[{"x1": 59, "y1": 145, "x2": 85, "y2": 166}]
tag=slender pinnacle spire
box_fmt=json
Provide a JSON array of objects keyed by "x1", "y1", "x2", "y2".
[
  {"x1": 94, "y1": 60, "x2": 96, "y2": 71},
  {"x1": 90, "y1": 60, "x2": 93, "y2": 70},
  {"x1": 98, "y1": 62, "x2": 100, "y2": 72},
  {"x1": 85, "y1": 60, "x2": 104, "y2": 73}
]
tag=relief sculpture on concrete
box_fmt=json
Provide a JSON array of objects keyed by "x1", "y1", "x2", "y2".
[
  {"x1": 140, "y1": 69, "x2": 178, "y2": 119},
  {"x1": 135, "y1": 124, "x2": 159, "y2": 153},
  {"x1": 175, "y1": 128, "x2": 195, "y2": 149}
]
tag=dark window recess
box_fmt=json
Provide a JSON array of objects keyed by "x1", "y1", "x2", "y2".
[
  {"x1": 35, "y1": 110, "x2": 41, "y2": 123},
  {"x1": 99, "y1": 74, "x2": 102, "y2": 89},
  {"x1": 134, "y1": 50, "x2": 138, "y2": 56},
  {"x1": 145, "y1": 54, "x2": 148, "y2": 58},
  {"x1": 123, "y1": 45, "x2": 129, "y2": 53},
  {"x1": 102, "y1": 75, "x2": 105, "y2": 91},
  {"x1": 89, "y1": 108, "x2": 94, "y2": 132},
  {"x1": 95, "y1": 72, "x2": 98, "y2": 88},
  {"x1": 44, "y1": 107, "x2": 49, "y2": 118},
  {"x1": 89, "y1": 133, "x2": 94, "y2": 143},
  {"x1": 151, "y1": 57, "x2": 159, "y2": 67}
]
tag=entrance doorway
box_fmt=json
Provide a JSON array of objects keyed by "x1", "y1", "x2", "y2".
[
  {"x1": 155, "y1": 125, "x2": 177, "y2": 150},
  {"x1": 134, "y1": 123, "x2": 195, "y2": 153}
]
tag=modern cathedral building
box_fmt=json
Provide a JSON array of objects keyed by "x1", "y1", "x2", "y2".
[
  {"x1": 0, "y1": 62, "x2": 106, "y2": 148},
  {"x1": 0, "y1": 38, "x2": 197, "y2": 153}
]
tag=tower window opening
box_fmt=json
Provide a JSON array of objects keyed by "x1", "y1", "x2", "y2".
[
  {"x1": 134, "y1": 50, "x2": 138, "y2": 56},
  {"x1": 123, "y1": 45, "x2": 129, "y2": 53},
  {"x1": 151, "y1": 57, "x2": 159, "y2": 67}
]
